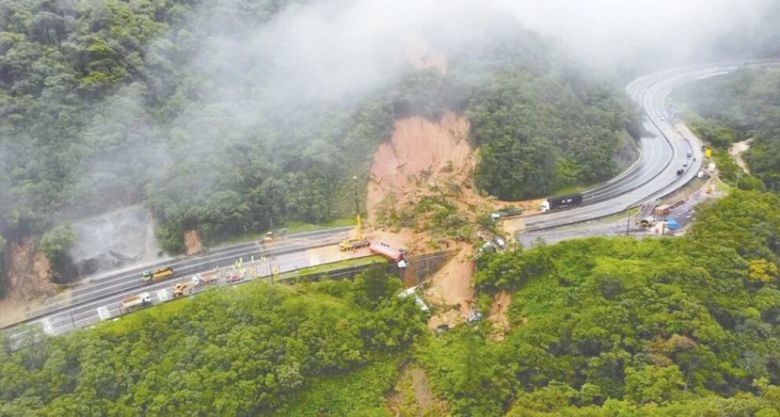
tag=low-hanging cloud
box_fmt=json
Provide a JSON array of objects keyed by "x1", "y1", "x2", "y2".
[
  {"x1": 497, "y1": 0, "x2": 778, "y2": 69},
  {"x1": 75, "y1": 0, "x2": 778, "y2": 211}
]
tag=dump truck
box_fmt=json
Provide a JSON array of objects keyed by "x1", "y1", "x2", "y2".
[
  {"x1": 540, "y1": 193, "x2": 583, "y2": 212},
  {"x1": 142, "y1": 267, "x2": 174, "y2": 283},
  {"x1": 173, "y1": 282, "x2": 191, "y2": 298},
  {"x1": 121, "y1": 292, "x2": 152, "y2": 312},
  {"x1": 369, "y1": 242, "x2": 405, "y2": 263}
]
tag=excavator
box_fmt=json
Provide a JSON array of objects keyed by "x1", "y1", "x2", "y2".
[{"x1": 339, "y1": 215, "x2": 370, "y2": 251}]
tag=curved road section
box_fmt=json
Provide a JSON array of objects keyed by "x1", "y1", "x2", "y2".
[
  {"x1": 2, "y1": 62, "x2": 773, "y2": 339},
  {"x1": 520, "y1": 62, "x2": 770, "y2": 234}
]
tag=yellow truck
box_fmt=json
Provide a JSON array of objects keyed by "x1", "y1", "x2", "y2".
[
  {"x1": 142, "y1": 267, "x2": 174, "y2": 283},
  {"x1": 173, "y1": 282, "x2": 190, "y2": 298}
]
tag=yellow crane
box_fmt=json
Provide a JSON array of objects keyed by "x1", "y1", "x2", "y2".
[{"x1": 340, "y1": 214, "x2": 369, "y2": 251}]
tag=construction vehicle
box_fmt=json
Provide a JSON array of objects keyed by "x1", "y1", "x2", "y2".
[
  {"x1": 339, "y1": 214, "x2": 369, "y2": 251},
  {"x1": 121, "y1": 292, "x2": 152, "y2": 312},
  {"x1": 142, "y1": 267, "x2": 174, "y2": 283},
  {"x1": 173, "y1": 282, "x2": 191, "y2": 298},
  {"x1": 637, "y1": 216, "x2": 656, "y2": 228},
  {"x1": 340, "y1": 239, "x2": 370, "y2": 251},
  {"x1": 540, "y1": 193, "x2": 583, "y2": 212}
]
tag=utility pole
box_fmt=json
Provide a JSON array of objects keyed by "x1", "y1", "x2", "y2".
[
  {"x1": 626, "y1": 214, "x2": 631, "y2": 236},
  {"x1": 353, "y1": 175, "x2": 360, "y2": 217}
]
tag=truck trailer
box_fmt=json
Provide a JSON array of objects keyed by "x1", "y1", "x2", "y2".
[
  {"x1": 540, "y1": 193, "x2": 583, "y2": 212},
  {"x1": 121, "y1": 292, "x2": 152, "y2": 313},
  {"x1": 369, "y1": 242, "x2": 405, "y2": 263},
  {"x1": 142, "y1": 267, "x2": 174, "y2": 283}
]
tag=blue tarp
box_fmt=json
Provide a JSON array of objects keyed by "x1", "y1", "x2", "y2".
[{"x1": 666, "y1": 217, "x2": 681, "y2": 230}]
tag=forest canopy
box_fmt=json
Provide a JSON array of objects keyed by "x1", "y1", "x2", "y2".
[
  {"x1": 0, "y1": 270, "x2": 425, "y2": 416},
  {"x1": 675, "y1": 67, "x2": 780, "y2": 193},
  {"x1": 2, "y1": 191, "x2": 779, "y2": 416},
  {"x1": 0, "y1": 0, "x2": 640, "y2": 261},
  {"x1": 419, "y1": 190, "x2": 780, "y2": 416}
]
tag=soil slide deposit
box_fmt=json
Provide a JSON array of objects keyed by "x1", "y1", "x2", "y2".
[{"x1": 366, "y1": 111, "x2": 472, "y2": 225}]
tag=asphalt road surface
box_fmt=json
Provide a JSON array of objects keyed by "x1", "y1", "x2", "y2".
[
  {"x1": 4, "y1": 62, "x2": 774, "y2": 340},
  {"x1": 2, "y1": 227, "x2": 350, "y2": 338},
  {"x1": 518, "y1": 181, "x2": 712, "y2": 247},
  {"x1": 520, "y1": 62, "x2": 775, "y2": 235}
]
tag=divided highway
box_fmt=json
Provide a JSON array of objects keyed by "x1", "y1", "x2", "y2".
[
  {"x1": 3, "y1": 62, "x2": 774, "y2": 339},
  {"x1": 520, "y1": 62, "x2": 773, "y2": 234},
  {"x1": 2, "y1": 227, "x2": 351, "y2": 336}
]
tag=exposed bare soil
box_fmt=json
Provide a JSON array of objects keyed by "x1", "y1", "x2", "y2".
[
  {"x1": 365, "y1": 113, "x2": 540, "y2": 249},
  {"x1": 366, "y1": 111, "x2": 473, "y2": 225},
  {"x1": 387, "y1": 365, "x2": 448, "y2": 416},
  {"x1": 403, "y1": 35, "x2": 448, "y2": 75},
  {"x1": 363, "y1": 110, "x2": 549, "y2": 328},
  {"x1": 184, "y1": 229, "x2": 204, "y2": 255},
  {"x1": 729, "y1": 138, "x2": 753, "y2": 174},
  {"x1": 0, "y1": 238, "x2": 59, "y2": 326},
  {"x1": 425, "y1": 247, "x2": 474, "y2": 329},
  {"x1": 488, "y1": 290, "x2": 512, "y2": 341}
]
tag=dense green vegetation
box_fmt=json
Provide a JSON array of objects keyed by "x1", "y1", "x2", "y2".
[
  {"x1": 0, "y1": 191, "x2": 780, "y2": 417},
  {"x1": 676, "y1": 68, "x2": 780, "y2": 192},
  {"x1": 37, "y1": 225, "x2": 77, "y2": 283},
  {"x1": 0, "y1": 0, "x2": 394, "y2": 257},
  {"x1": 0, "y1": 269, "x2": 424, "y2": 416},
  {"x1": 3, "y1": 192, "x2": 780, "y2": 416},
  {"x1": 0, "y1": 0, "x2": 642, "y2": 271},
  {"x1": 470, "y1": 70, "x2": 641, "y2": 200},
  {"x1": 416, "y1": 190, "x2": 780, "y2": 416}
]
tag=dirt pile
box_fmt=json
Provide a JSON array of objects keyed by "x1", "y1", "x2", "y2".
[
  {"x1": 366, "y1": 111, "x2": 544, "y2": 252},
  {"x1": 0, "y1": 238, "x2": 58, "y2": 326},
  {"x1": 488, "y1": 290, "x2": 512, "y2": 341},
  {"x1": 424, "y1": 247, "x2": 475, "y2": 329},
  {"x1": 387, "y1": 365, "x2": 449, "y2": 416},
  {"x1": 364, "y1": 111, "x2": 534, "y2": 327},
  {"x1": 729, "y1": 138, "x2": 753, "y2": 174},
  {"x1": 367, "y1": 111, "x2": 472, "y2": 225},
  {"x1": 184, "y1": 229, "x2": 204, "y2": 255}
]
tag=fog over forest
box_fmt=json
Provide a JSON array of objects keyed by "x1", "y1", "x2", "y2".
[{"x1": 0, "y1": 0, "x2": 778, "y2": 276}]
